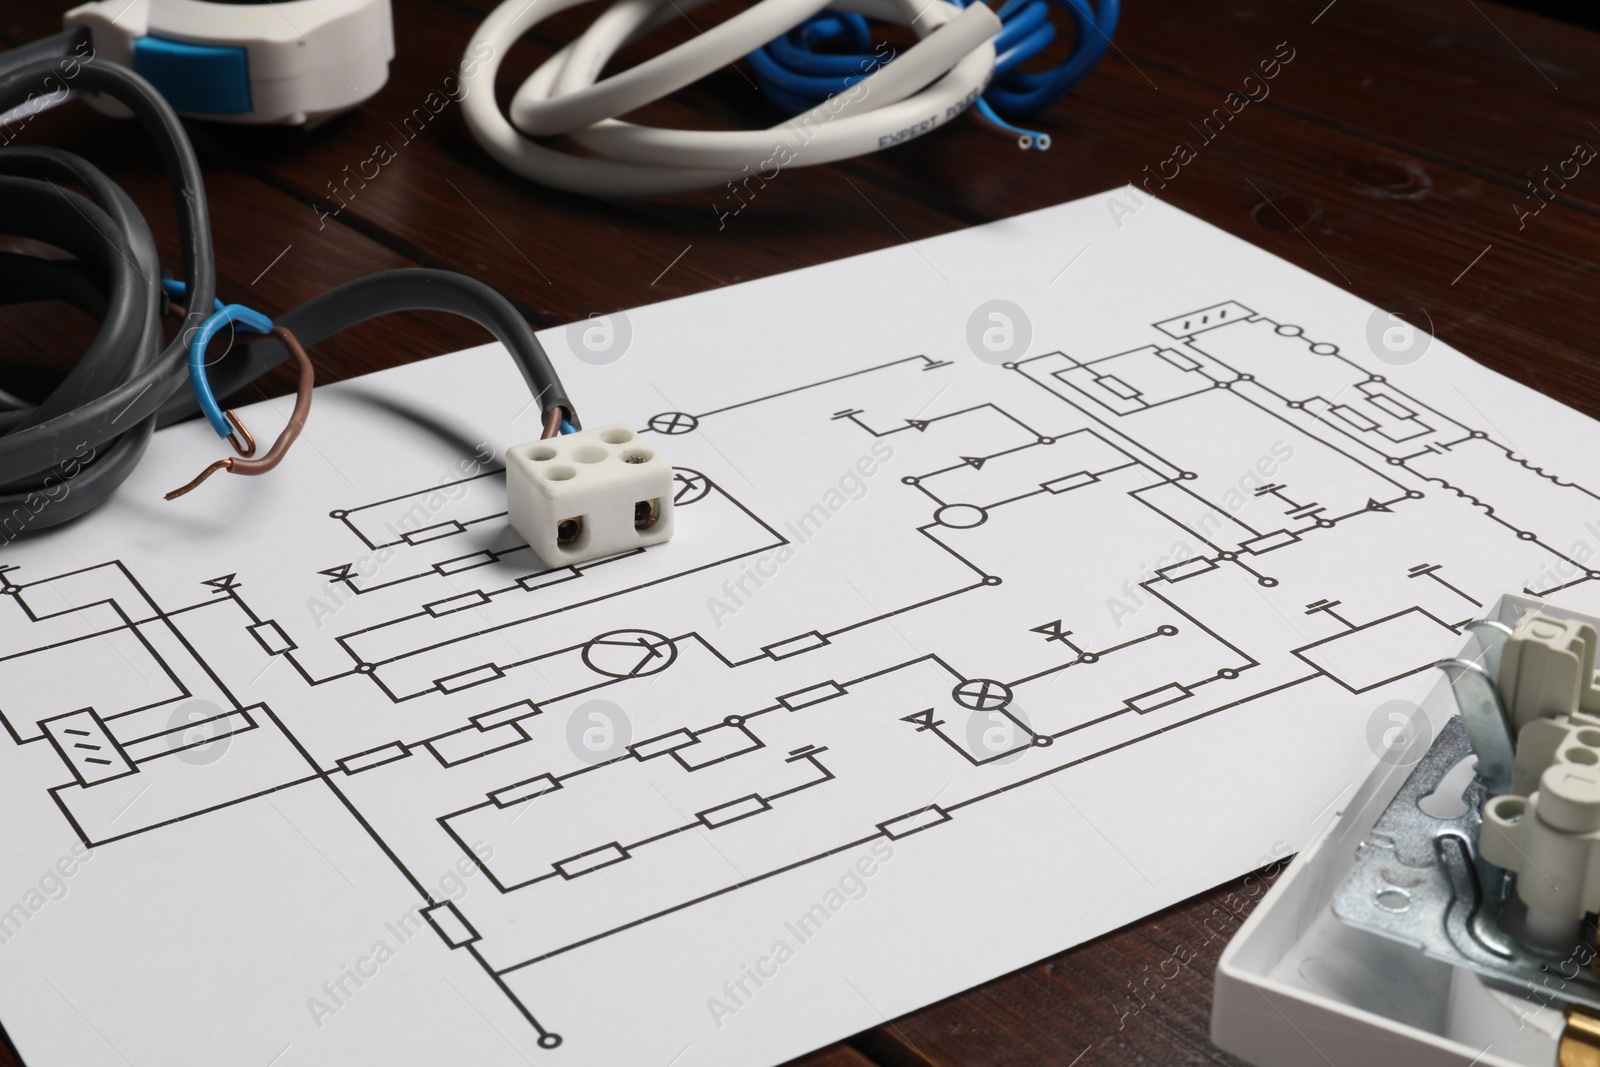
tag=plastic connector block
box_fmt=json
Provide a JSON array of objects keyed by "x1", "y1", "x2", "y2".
[
  {"x1": 1475, "y1": 609, "x2": 1600, "y2": 933},
  {"x1": 1499, "y1": 610, "x2": 1600, "y2": 732},
  {"x1": 506, "y1": 424, "x2": 675, "y2": 565}
]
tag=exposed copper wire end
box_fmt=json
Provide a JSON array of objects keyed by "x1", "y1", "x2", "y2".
[
  {"x1": 165, "y1": 458, "x2": 233, "y2": 500},
  {"x1": 165, "y1": 325, "x2": 314, "y2": 502},
  {"x1": 224, "y1": 409, "x2": 256, "y2": 457},
  {"x1": 541, "y1": 407, "x2": 564, "y2": 440}
]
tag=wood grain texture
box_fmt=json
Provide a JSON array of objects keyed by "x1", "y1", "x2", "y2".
[{"x1": 3, "y1": 0, "x2": 1599, "y2": 1064}]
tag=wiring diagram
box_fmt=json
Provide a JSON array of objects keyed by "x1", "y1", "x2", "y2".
[{"x1": 2, "y1": 300, "x2": 1594, "y2": 1059}]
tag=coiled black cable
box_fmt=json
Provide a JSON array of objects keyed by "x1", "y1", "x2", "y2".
[{"x1": 0, "y1": 57, "x2": 575, "y2": 539}]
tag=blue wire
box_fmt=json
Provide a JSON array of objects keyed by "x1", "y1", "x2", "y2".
[
  {"x1": 993, "y1": 0, "x2": 1052, "y2": 58},
  {"x1": 992, "y1": 3, "x2": 1057, "y2": 76},
  {"x1": 745, "y1": 45, "x2": 871, "y2": 109},
  {"x1": 746, "y1": 0, "x2": 1117, "y2": 122},
  {"x1": 984, "y1": 0, "x2": 1117, "y2": 115},
  {"x1": 189, "y1": 304, "x2": 274, "y2": 437},
  {"x1": 560, "y1": 419, "x2": 577, "y2": 434},
  {"x1": 973, "y1": 98, "x2": 1050, "y2": 149},
  {"x1": 161, "y1": 278, "x2": 225, "y2": 315}
]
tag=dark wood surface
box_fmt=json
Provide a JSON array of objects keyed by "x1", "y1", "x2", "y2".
[{"x1": 4, "y1": 0, "x2": 1599, "y2": 1063}]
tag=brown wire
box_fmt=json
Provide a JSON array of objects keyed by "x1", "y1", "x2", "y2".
[
  {"x1": 164, "y1": 297, "x2": 256, "y2": 458},
  {"x1": 223, "y1": 410, "x2": 256, "y2": 457},
  {"x1": 166, "y1": 325, "x2": 315, "y2": 500},
  {"x1": 541, "y1": 406, "x2": 564, "y2": 440}
]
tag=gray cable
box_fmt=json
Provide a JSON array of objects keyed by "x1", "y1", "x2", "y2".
[
  {"x1": 0, "y1": 58, "x2": 214, "y2": 536},
  {"x1": 0, "y1": 58, "x2": 576, "y2": 539}
]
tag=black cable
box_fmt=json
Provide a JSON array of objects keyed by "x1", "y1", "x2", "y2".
[
  {"x1": 0, "y1": 27, "x2": 89, "y2": 87},
  {"x1": 0, "y1": 58, "x2": 214, "y2": 536},
  {"x1": 157, "y1": 270, "x2": 580, "y2": 434},
  {"x1": 0, "y1": 57, "x2": 575, "y2": 538}
]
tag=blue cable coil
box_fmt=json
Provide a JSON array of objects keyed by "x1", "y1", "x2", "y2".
[
  {"x1": 161, "y1": 279, "x2": 274, "y2": 438},
  {"x1": 746, "y1": 0, "x2": 1117, "y2": 147}
]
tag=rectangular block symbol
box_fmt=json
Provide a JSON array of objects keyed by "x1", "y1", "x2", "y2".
[
  {"x1": 764, "y1": 631, "x2": 829, "y2": 660},
  {"x1": 516, "y1": 568, "x2": 578, "y2": 591},
  {"x1": 697, "y1": 794, "x2": 771, "y2": 828},
  {"x1": 402, "y1": 520, "x2": 467, "y2": 545},
  {"x1": 491, "y1": 774, "x2": 561, "y2": 807},
  {"x1": 1368, "y1": 393, "x2": 1416, "y2": 419},
  {"x1": 427, "y1": 723, "x2": 526, "y2": 766},
  {"x1": 423, "y1": 901, "x2": 478, "y2": 947},
  {"x1": 1157, "y1": 347, "x2": 1201, "y2": 371},
  {"x1": 435, "y1": 552, "x2": 497, "y2": 576},
  {"x1": 1155, "y1": 301, "x2": 1253, "y2": 338},
  {"x1": 1042, "y1": 471, "x2": 1098, "y2": 494},
  {"x1": 425, "y1": 591, "x2": 491, "y2": 617},
  {"x1": 630, "y1": 729, "x2": 697, "y2": 760},
  {"x1": 248, "y1": 620, "x2": 296, "y2": 655},
  {"x1": 1240, "y1": 530, "x2": 1299, "y2": 555},
  {"x1": 1295, "y1": 608, "x2": 1458, "y2": 693},
  {"x1": 1330, "y1": 405, "x2": 1378, "y2": 432},
  {"x1": 338, "y1": 743, "x2": 409, "y2": 774},
  {"x1": 436, "y1": 665, "x2": 504, "y2": 693},
  {"x1": 1126, "y1": 683, "x2": 1191, "y2": 713},
  {"x1": 1157, "y1": 557, "x2": 1217, "y2": 583},
  {"x1": 472, "y1": 700, "x2": 540, "y2": 730},
  {"x1": 43, "y1": 710, "x2": 132, "y2": 786},
  {"x1": 1096, "y1": 375, "x2": 1140, "y2": 400},
  {"x1": 879, "y1": 805, "x2": 952, "y2": 840},
  {"x1": 778, "y1": 681, "x2": 846, "y2": 711},
  {"x1": 556, "y1": 843, "x2": 629, "y2": 879}
]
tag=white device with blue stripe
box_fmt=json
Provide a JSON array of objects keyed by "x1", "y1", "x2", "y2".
[{"x1": 64, "y1": 0, "x2": 392, "y2": 125}]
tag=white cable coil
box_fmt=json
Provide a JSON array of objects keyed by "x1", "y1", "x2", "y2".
[{"x1": 460, "y1": 0, "x2": 1001, "y2": 196}]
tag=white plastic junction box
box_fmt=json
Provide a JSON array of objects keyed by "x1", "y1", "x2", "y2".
[{"x1": 1212, "y1": 594, "x2": 1600, "y2": 1067}]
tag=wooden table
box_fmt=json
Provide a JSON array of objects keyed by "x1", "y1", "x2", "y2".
[{"x1": 3, "y1": 0, "x2": 1598, "y2": 1062}]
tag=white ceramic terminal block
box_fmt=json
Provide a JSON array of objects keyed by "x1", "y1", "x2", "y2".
[{"x1": 505, "y1": 424, "x2": 675, "y2": 565}]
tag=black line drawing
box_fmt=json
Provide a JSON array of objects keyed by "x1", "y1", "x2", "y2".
[{"x1": 3, "y1": 303, "x2": 1595, "y2": 1051}]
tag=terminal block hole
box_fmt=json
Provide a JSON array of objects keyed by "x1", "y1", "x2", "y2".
[
  {"x1": 1417, "y1": 755, "x2": 1477, "y2": 820},
  {"x1": 1490, "y1": 795, "x2": 1525, "y2": 824}
]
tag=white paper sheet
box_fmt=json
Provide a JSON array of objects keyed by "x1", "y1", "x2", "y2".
[{"x1": 3, "y1": 191, "x2": 1597, "y2": 1067}]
